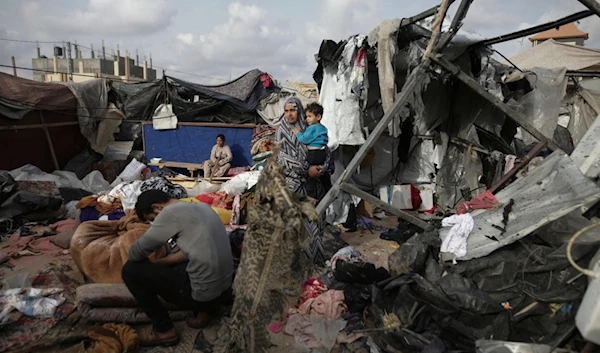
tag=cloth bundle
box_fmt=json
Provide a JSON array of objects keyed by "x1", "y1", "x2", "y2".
[
  {"x1": 70, "y1": 211, "x2": 168, "y2": 283},
  {"x1": 76, "y1": 284, "x2": 192, "y2": 324}
]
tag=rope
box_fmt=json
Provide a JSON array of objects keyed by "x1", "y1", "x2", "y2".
[{"x1": 566, "y1": 221, "x2": 600, "y2": 278}]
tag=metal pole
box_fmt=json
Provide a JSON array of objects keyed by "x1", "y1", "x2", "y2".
[
  {"x1": 489, "y1": 140, "x2": 548, "y2": 194},
  {"x1": 578, "y1": 0, "x2": 600, "y2": 18},
  {"x1": 340, "y1": 183, "x2": 429, "y2": 229},
  {"x1": 473, "y1": 10, "x2": 592, "y2": 47},
  {"x1": 66, "y1": 42, "x2": 73, "y2": 81}
]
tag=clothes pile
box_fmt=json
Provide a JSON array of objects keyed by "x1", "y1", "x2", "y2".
[{"x1": 250, "y1": 127, "x2": 277, "y2": 171}]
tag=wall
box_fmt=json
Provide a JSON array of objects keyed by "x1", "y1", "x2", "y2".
[
  {"x1": 143, "y1": 123, "x2": 256, "y2": 167},
  {"x1": 31, "y1": 57, "x2": 157, "y2": 82}
]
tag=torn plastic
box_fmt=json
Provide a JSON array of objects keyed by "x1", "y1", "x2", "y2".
[
  {"x1": 441, "y1": 150, "x2": 600, "y2": 261},
  {"x1": 507, "y1": 68, "x2": 568, "y2": 146},
  {"x1": 565, "y1": 87, "x2": 600, "y2": 147},
  {"x1": 64, "y1": 79, "x2": 110, "y2": 154}
]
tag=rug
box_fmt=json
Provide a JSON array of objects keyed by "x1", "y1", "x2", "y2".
[{"x1": 0, "y1": 261, "x2": 83, "y2": 352}]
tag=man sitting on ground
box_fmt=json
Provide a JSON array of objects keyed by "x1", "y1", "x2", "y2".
[{"x1": 122, "y1": 190, "x2": 234, "y2": 347}]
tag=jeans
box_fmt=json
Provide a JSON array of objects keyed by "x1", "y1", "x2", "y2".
[{"x1": 122, "y1": 260, "x2": 224, "y2": 332}]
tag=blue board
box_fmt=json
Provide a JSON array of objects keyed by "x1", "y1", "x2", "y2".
[{"x1": 143, "y1": 124, "x2": 254, "y2": 167}]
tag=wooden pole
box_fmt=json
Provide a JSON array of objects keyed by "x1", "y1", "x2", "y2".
[
  {"x1": 0, "y1": 121, "x2": 79, "y2": 131},
  {"x1": 340, "y1": 183, "x2": 430, "y2": 230},
  {"x1": 39, "y1": 111, "x2": 60, "y2": 171},
  {"x1": 11, "y1": 56, "x2": 17, "y2": 77}
]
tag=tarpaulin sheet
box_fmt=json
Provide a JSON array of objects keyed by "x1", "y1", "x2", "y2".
[
  {"x1": 0, "y1": 72, "x2": 77, "y2": 120},
  {"x1": 168, "y1": 69, "x2": 277, "y2": 111},
  {"x1": 440, "y1": 150, "x2": 600, "y2": 261},
  {"x1": 63, "y1": 79, "x2": 109, "y2": 154}
]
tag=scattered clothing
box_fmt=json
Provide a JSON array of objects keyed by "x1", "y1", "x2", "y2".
[
  {"x1": 140, "y1": 177, "x2": 187, "y2": 199},
  {"x1": 456, "y1": 190, "x2": 499, "y2": 215},
  {"x1": 70, "y1": 211, "x2": 169, "y2": 283},
  {"x1": 327, "y1": 246, "x2": 364, "y2": 270},
  {"x1": 86, "y1": 323, "x2": 139, "y2": 353},
  {"x1": 441, "y1": 213, "x2": 475, "y2": 263},
  {"x1": 333, "y1": 261, "x2": 390, "y2": 285},
  {"x1": 49, "y1": 218, "x2": 77, "y2": 233},
  {"x1": 77, "y1": 195, "x2": 123, "y2": 215}
]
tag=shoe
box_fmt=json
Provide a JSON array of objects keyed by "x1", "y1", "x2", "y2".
[
  {"x1": 187, "y1": 312, "x2": 211, "y2": 329},
  {"x1": 137, "y1": 326, "x2": 180, "y2": 347}
]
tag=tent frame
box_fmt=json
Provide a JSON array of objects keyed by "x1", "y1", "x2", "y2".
[{"x1": 315, "y1": 0, "x2": 600, "y2": 229}]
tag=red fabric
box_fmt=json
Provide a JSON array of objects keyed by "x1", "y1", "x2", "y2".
[
  {"x1": 401, "y1": 183, "x2": 422, "y2": 210},
  {"x1": 195, "y1": 192, "x2": 233, "y2": 210},
  {"x1": 299, "y1": 278, "x2": 328, "y2": 304},
  {"x1": 456, "y1": 190, "x2": 499, "y2": 215},
  {"x1": 260, "y1": 73, "x2": 273, "y2": 88},
  {"x1": 226, "y1": 166, "x2": 251, "y2": 177},
  {"x1": 50, "y1": 219, "x2": 77, "y2": 233}
]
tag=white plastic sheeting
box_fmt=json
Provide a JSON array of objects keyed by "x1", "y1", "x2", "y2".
[
  {"x1": 507, "y1": 67, "x2": 568, "y2": 146},
  {"x1": 570, "y1": 113, "x2": 600, "y2": 179},
  {"x1": 440, "y1": 150, "x2": 600, "y2": 261},
  {"x1": 9, "y1": 165, "x2": 111, "y2": 194},
  {"x1": 319, "y1": 35, "x2": 367, "y2": 150}
]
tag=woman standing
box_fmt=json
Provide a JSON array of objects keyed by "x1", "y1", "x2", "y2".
[
  {"x1": 203, "y1": 134, "x2": 233, "y2": 178},
  {"x1": 276, "y1": 97, "x2": 334, "y2": 264}
]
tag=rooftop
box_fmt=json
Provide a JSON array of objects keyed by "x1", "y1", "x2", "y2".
[{"x1": 529, "y1": 22, "x2": 589, "y2": 41}]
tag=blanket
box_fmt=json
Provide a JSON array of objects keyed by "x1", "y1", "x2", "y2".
[
  {"x1": 70, "y1": 211, "x2": 168, "y2": 283},
  {"x1": 76, "y1": 284, "x2": 192, "y2": 324}
]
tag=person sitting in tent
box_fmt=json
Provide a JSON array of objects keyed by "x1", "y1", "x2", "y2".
[{"x1": 203, "y1": 134, "x2": 233, "y2": 178}]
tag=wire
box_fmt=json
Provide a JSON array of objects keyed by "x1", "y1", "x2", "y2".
[
  {"x1": 566, "y1": 221, "x2": 600, "y2": 278},
  {"x1": 74, "y1": 43, "x2": 230, "y2": 82},
  {"x1": 0, "y1": 63, "x2": 135, "y2": 82},
  {"x1": 0, "y1": 38, "x2": 62, "y2": 44}
]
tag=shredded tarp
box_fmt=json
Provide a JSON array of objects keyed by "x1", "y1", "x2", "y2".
[
  {"x1": 64, "y1": 79, "x2": 110, "y2": 154},
  {"x1": 508, "y1": 67, "x2": 568, "y2": 146},
  {"x1": 440, "y1": 150, "x2": 600, "y2": 261},
  {"x1": 564, "y1": 87, "x2": 600, "y2": 147},
  {"x1": 0, "y1": 72, "x2": 77, "y2": 119},
  {"x1": 570, "y1": 113, "x2": 600, "y2": 179},
  {"x1": 318, "y1": 35, "x2": 368, "y2": 149},
  {"x1": 509, "y1": 39, "x2": 600, "y2": 71},
  {"x1": 168, "y1": 69, "x2": 278, "y2": 112}
]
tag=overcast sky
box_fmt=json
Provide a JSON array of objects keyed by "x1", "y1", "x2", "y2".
[{"x1": 1, "y1": 0, "x2": 599, "y2": 84}]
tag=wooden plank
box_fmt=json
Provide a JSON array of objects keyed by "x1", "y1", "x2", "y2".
[
  {"x1": 431, "y1": 54, "x2": 559, "y2": 151},
  {"x1": 148, "y1": 161, "x2": 204, "y2": 169},
  {"x1": 340, "y1": 183, "x2": 430, "y2": 230},
  {"x1": 142, "y1": 121, "x2": 258, "y2": 128},
  {"x1": 0, "y1": 121, "x2": 79, "y2": 131}
]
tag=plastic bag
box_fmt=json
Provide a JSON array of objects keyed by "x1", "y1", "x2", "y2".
[
  {"x1": 81, "y1": 170, "x2": 111, "y2": 193},
  {"x1": 111, "y1": 159, "x2": 146, "y2": 187},
  {"x1": 109, "y1": 180, "x2": 143, "y2": 210},
  {"x1": 186, "y1": 181, "x2": 221, "y2": 197}
]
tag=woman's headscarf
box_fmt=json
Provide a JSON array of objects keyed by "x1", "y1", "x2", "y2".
[{"x1": 276, "y1": 97, "x2": 310, "y2": 193}]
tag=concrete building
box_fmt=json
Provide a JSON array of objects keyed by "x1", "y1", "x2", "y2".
[
  {"x1": 31, "y1": 45, "x2": 157, "y2": 83},
  {"x1": 529, "y1": 22, "x2": 589, "y2": 47}
]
